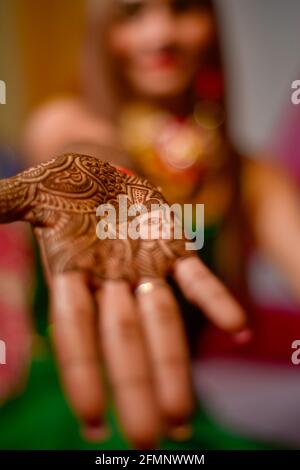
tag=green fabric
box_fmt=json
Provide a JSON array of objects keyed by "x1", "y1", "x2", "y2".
[{"x1": 0, "y1": 355, "x2": 275, "y2": 450}]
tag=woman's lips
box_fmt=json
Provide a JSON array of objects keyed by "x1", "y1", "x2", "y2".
[{"x1": 140, "y1": 53, "x2": 182, "y2": 71}]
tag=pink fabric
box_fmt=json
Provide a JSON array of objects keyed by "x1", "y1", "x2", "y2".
[
  {"x1": 0, "y1": 224, "x2": 33, "y2": 401},
  {"x1": 199, "y1": 306, "x2": 300, "y2": 366}
]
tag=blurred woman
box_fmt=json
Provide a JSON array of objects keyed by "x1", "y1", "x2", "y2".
[
  {"x1": 25, "y1": 0, "x2": 248, "y2": 351},
  {"x1": 16, "y1": 0, "x2": 300, "y2": 449}
]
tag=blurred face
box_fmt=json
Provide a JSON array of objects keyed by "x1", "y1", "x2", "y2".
[{"x1": 108, "y1": 0, "x2": 215, "y2": 99}]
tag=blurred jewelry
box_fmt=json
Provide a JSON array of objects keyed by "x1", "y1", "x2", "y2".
[
  {"x1": 119, "y1": 102, "x2": 233, "y2": 226},
  {"x1": 135, "y1": 279, "x2": 168, "y2": 296},
  {"x1": 165, "y1": 423, "x2": 193, "y2": 442}
]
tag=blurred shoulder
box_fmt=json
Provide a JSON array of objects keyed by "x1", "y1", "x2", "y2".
[{"x1": 23, "y1": 97, "x2": 116, "y2": 165}]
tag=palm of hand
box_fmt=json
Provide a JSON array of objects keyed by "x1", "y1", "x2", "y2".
[{"x1": 4, "y1": 154, "x2": 186, "y2": 285}]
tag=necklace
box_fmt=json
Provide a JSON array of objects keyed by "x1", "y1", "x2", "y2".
[{"x1": 120, "y1": 101, "x2": 233, "y2": 226}]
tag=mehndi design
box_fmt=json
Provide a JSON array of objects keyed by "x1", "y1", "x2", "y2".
[{"x1": 0, "y1": 153, "x2": 190, "y2": 286}]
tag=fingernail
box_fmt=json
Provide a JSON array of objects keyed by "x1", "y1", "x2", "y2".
[
  {"x1": 233, "y1": 328, "x2": 253, "y2": 345},
  {"x1": 165, "y1": 423, "x2": 193, "y2": 442},
  {"x1": 82, "y1": 422, "x2": 110, "y2": 442}
]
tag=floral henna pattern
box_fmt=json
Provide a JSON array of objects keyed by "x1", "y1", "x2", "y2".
[{"x1": 0, "y1": 153, "x2": 190, "y2": 284}]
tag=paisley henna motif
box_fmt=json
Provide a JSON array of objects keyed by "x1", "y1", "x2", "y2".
[{"x1": 0, "y1": 153, "x2": 190, "y2": 284}]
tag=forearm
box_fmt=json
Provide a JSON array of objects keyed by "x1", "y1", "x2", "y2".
[
  {"x1": 243, "y1": 158, "x2": 300, "y2": 300},
  {"x1": 0, "y1": 176, "x2": 34, "y2": 224}
]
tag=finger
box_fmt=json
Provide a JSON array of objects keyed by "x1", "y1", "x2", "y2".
[
  {"x1": 50, "y1": 272, "x2": 105, "y2": 436},
  {"x1": 97, "y1": 281, "x2": 161, "y2": 449},
  {"x1": 174, "y1": 256, "x2": 247, "y2": 332},
  {"x1": 136, "y1": 280, "x2": 195, "y2": 425}
]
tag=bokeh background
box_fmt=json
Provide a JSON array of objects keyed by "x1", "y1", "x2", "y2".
[{"x1": 1, "y1": 0, "x2": 300, "y2": 150}]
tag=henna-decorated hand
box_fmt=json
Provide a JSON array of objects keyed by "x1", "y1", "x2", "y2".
[{"x1": 0, "y1": 153, "x2": 247, "y2": 448}]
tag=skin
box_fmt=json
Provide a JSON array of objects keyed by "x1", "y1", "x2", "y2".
[
  {"x1": 242, "y1": 159, "x2": 300, "y2": 304},
  {"x1": 0, "y1": 153, "x2": 247, "y2": 448},
  {"x1": 108, "y1": 0, "x2": 215, "y2": 101}
]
